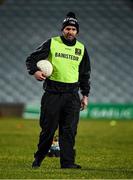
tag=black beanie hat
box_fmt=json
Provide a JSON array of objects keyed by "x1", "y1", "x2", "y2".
[{"x1": 61, "y1": 12, "x2": 79, "y2": 33}]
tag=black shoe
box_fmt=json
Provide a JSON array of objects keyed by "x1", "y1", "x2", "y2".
[
  {"x1": 32, "y1": 157, "x2": 43, "y2": 169},
  {"x1": 61, "y1": 164, "x2": 81, "y2": 169}
]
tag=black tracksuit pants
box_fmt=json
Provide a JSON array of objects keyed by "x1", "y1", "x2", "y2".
[{"x1": 34, "y1": 91, "x2": 81, "y2": 166}]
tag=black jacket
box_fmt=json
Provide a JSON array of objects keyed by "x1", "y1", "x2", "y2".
[{"x1": 26, "y1": 36, "x2": 91, "y2": 96}]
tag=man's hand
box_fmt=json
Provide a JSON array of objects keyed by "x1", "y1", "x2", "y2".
[
  {"x1": 80, "y1": 96, "x2": 88, "y2": 111},
  {"x1": 34, "y1": 71, "x2": 46, "y2": 81}
]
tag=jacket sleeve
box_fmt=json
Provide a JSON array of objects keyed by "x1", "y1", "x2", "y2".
[
  {"x1": 26, "y1": 39, "x2": 51, "y2": 75},
  {"x1": 79, "y1": 47, "x2": 91, "y2": 96}
]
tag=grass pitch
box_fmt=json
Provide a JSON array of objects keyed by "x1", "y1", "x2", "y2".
[{"x1": 0, "y1": 118, "x2": 133, "y2": 179}]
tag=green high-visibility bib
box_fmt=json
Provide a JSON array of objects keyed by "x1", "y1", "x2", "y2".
[{"x1": 48, "y1": 36, "x2": 84, "y2": 83}]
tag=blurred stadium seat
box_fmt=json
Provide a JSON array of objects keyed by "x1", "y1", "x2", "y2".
[{"x1": 0, "y1": 0, "x2": 133, "y2": 106}]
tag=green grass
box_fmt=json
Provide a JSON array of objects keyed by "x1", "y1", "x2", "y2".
[{"x1": 0, "y1": 118, "x2": 133, "y2": 179}]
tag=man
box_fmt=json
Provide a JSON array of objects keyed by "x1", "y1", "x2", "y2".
[{"x1": 26, "y1": 12, "x2": 91, "y2": 169}]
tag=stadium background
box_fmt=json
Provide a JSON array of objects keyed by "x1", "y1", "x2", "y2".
[{"x1": 0, "y1": 0, "x2": 133, "y2": 120}]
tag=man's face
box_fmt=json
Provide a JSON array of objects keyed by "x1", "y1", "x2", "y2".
[{"x1": 62, "y1": 25, "x2": 78, "y2": 41}]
